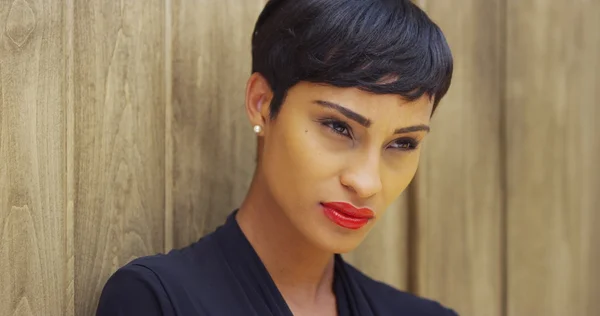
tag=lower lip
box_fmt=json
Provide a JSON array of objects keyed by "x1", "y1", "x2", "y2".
[{"x1": 322, "y1": 205, "x2": 370, "y2": 230}]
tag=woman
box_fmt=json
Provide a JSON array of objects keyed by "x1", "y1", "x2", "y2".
[{"x1": 97, "y1": 0, "x2": 454, "y2": 315}]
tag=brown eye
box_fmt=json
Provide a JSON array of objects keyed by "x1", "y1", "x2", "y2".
[
  {"x1": 389, "y1": 138, "x2": 419, "y2": 150},
  {"x1": 322, "y1": 120, "x2": 352, "y2": 138}
]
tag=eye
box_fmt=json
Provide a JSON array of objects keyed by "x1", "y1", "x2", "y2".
[
  {"x1": 389, "y1": 138, "x2": 419, "y2": 151},
  {"x1": 321, "y1": 119, "x2": 352, "y2": 138}
]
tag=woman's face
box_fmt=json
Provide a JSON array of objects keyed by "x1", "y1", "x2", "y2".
[{"x1": 248, "y1": 78, "x2": 433, "y2": 254}]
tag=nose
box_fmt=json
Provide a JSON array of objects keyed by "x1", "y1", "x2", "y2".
[{"x1": 339, "y1": 151, "x2": 383, "y2": 199}]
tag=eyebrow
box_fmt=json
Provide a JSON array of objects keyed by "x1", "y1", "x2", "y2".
[
  {"x1": 313, "y1": 100, "x2": 431, "y2": 134},
  {"x1": 314, "y1": 100, "x2": 372, "y2": 127}
]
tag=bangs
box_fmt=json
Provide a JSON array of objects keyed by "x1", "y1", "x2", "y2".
[{"x1": 252, "y1": 0, "x2": 453, "y2": 118}]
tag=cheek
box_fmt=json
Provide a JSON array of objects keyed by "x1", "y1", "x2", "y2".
[
  {"x1": 288, "y1": 125, "x2": 346, "y2": 174},
  {"x1": 265, "y1": 121, "x2": 342, "y2": 189},
  {"x1": 381, "y1": 152, "x2": 421, "y2": 200}
]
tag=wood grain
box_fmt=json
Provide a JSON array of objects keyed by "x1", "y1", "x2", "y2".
[
  {"x1": 412, "y1": 1, "x2": 504, "y2": 315},
  {"x1": 71, "y1": 1, "x2": 166, "y2": 314},
  {"x1": 64, "y1": 0, "x2": 74, "y2": 314},
  {"x1": 344, "y1": 194, "x2": 410, "y2": 291},
  {"x1": 171, "y1": 0, "x2": 264, "y2": 248},
  {"x1": 505, "y1": 0, "x2": 600, "y2": 315},
  {"x1": 0, "y1": 0, "x2": 68, "y2": 315}
]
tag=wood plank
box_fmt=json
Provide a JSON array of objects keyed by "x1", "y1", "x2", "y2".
[
  {"x1": 71, "y1": 1, "x2": 166, "y2": 314},
  {"x1": 171, "y1": 0, "x2": 264, "y2": 247},
  {"x1": 506, "y1": 0, "x2": 600, "y2": 315},
  {"x1": 0, "y1": 0, "x2": 68, "y2": 314},
  {"x1": 64, "y1": 0, "x2": 75, "y2": 314},
  {"x1": 164, "y1": 0, "x2": 174, "y2": 253},
  {"x1": 344, "y1": 194, "x2": 410, "y2": 290},
  {"x1": 412, "y1": 1, "x2": 504, "y2": 315}
]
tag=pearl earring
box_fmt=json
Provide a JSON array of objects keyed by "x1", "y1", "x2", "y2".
[{"x1": 253, "y1": 125, "x2": 262, "y2": 134}]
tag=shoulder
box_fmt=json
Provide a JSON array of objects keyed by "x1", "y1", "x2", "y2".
[
  {"x1": 345, "y1": 263, "x2": 458, "y2": 316},
  {"x1": 97, "y1": 236, "x2": 218, "y2": 315},
  {"x1": 96, "y1": 262, "x2": 174, "y2": 315}
]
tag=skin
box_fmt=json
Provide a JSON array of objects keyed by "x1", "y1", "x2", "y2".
[{"x1": 237, "y1": 73, "x2": 433, "y2": 316}]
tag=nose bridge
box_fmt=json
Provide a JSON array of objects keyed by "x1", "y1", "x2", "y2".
[{"x1": 341, "y1": 147, "x2": 383, "y2": 198}]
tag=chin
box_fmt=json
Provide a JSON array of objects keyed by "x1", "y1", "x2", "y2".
[
  {"x1": 330, "y1": 242, "x2": 362, "y2": 255},
  {"x1": 304, "y1": 222, "x2": 372, "y2": 255},
  {"x1": 283, "y1": 202, "x2": 374, "y2": 254}
]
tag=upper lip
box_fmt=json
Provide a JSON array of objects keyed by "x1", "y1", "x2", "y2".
[{"x1": 321, "y1": 201, "x2": 375, "y2": 219}]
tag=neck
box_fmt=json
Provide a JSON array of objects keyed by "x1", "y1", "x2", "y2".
[{"x1": 237, "y1": 170, "x2": 335, "y2": 305}]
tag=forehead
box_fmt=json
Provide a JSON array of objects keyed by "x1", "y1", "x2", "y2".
[{"x1": 287, "y1": 81, "x2": 434, "y2": 125}]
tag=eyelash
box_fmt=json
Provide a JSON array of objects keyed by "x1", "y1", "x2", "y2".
[{"x1": 318, "y1": 118, "x2": 420, "y2": 151}]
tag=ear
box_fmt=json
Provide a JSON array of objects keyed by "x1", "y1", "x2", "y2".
[{"x1": 244, "y1": 72, "x2": 273, "y2": 135}]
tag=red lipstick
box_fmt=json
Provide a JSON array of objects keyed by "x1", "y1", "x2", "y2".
[{"x1": 321, "y1": 202, "x2": 375, "y2": 230}]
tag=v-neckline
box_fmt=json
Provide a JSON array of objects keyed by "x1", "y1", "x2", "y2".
[{"x1": 214, "y1": 210, "x2": 357, "y2": 316}]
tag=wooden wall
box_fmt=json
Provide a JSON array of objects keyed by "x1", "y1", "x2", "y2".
[
  {"x1": 170, "y1": 0, "x2": 263, "y2": 249},
  {"x1": 71, "y1": 1, "x2": 167, "y2": 315},
  {"x1": 411, "y1": 1, "x2": 504, "y2": 315},
  {"x1": 0, "y1": 0, "x2": 598, "y2": 315},
  {"x1": 505, "y1": 1, "x2": 600, "y2": 315},
  {"x1": 1, "y1": 0, "x2": 67, "y2": 314}
]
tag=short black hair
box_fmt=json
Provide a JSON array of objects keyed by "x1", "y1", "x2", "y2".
[{"x1": 251, "y1": 0, "x2": 453, "y2": 119}]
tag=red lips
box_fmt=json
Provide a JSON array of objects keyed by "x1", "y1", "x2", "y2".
[{"x1": 321, "y1": 202, "x2": 375, "y2": 230}]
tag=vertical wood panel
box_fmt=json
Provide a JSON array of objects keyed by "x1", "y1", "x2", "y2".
[
  {"x1": 65, "y1": 0, "x2": 74, "y2": 314},
  {"x1": 0, "y1": 0, "x2": 68, "y2": 315},
  {"x1": 506, "y1": 0, "x2": 600, "y2": 315},
  {"x1": 164, "y1": 0, "x2": 174, "y2": 253},
  {"x1": 344, "y1": 195, "x2": 410, "y2": 290},
  {"x1": 171, "y1": 0, "x2": 264, "y2": 247},
  {"x1": 412, "y1": 1, "x2": 504, "y2": 315},
  {"x1": 72, "y1": 1, "x2": 166, "y2": 314}
]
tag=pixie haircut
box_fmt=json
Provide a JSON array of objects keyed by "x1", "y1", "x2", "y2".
[{"x1": 252, "y1": 0, "x2": 453, "y2": 119}]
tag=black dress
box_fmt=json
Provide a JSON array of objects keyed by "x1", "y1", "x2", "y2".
[{"x1": 96, "y1": 210, "x2": 458, "y2": 315}]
